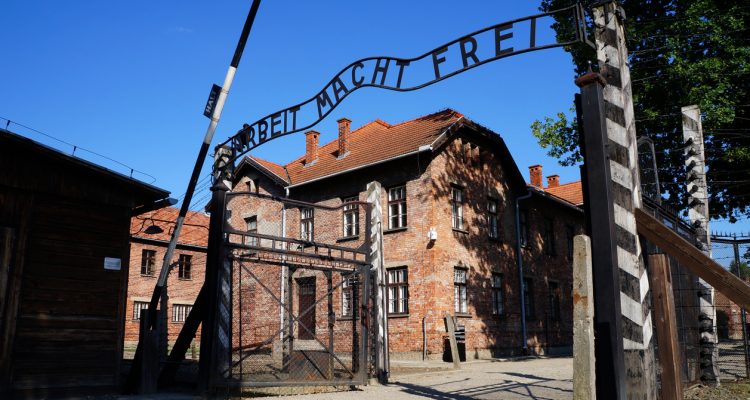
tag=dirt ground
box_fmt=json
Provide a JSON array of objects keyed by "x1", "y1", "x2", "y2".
[{"x1": 684, "y1": 382, "x2": 750, "y2": 400}]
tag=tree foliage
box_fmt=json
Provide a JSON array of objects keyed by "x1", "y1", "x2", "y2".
[{"x1": 534, "y1": 0, "x2": 750, "y2": 222}]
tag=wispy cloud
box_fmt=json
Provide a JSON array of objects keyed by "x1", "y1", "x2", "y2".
[{"x1": 172, "y1": 26, "x2": 193, "y2": 34}]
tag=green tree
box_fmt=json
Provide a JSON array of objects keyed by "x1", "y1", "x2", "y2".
[
  {"x1": 730, "y1": 260, "x2": 750, "y2": 280},
  {"x1": 534, "y1": 0, "x2": 750, "y2": 221}
]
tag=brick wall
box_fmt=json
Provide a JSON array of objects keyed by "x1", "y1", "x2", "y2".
[
  {"x1": 124, "y1": 240, "x2": 206, "y2": 347},
  {"x1": 227, "y1": 130, "x2": 583, "y2": 361}
]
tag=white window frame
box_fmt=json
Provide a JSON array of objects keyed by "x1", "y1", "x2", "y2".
[
  {"x1": 342, "y1": 197, "x2": 359, "y2": 238},
  {"x1": 388, "y1": 186, "x2": 407, "y2": 229},
  {"x1": 454, "y1": 267, "x2": 468, "y2": 314},
  {"x1": 451, "y1": 187, "x2": 464, "y2": 230}
]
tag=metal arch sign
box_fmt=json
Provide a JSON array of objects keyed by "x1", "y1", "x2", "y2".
[{"x1": 221, "y1": 3, "x2": 591, "y2": 161}]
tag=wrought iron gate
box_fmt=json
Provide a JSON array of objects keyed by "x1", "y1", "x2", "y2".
[{"x1": 219, "y1": 192, "x2": 372, "y2": 387}]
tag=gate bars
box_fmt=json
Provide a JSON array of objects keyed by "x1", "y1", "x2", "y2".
[{"x1": 214, "y1": 191, "x2": 375, "y2": 388}]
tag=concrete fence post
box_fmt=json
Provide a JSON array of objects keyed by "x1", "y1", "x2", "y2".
[
  {"x1": 682, "y1": 104, "x2": 720, "y2": 384},
  {"x1": 573, "y1": 234, "x2": 596, "y2": 400}
]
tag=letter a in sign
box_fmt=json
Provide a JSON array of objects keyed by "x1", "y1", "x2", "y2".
[{"x1": 203, "y1": 84, "x2": 222, "y2": 118}]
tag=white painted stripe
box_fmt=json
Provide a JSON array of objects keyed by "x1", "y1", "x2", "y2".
[
  {"x1": 624, "y1": 337, "x2": 644, "y2": 350},
  {"x1": 614, "y1": 203, "x2": 637, "y2": 236},
  {"x1": 609, "y1": 160, "x2": 632, "y2": 191},
  {"x1": 621, "y1": 292, "x2": 644, "y2": 327},
  {"x1": 607, "y1": 121, "x2": 628, "y2": 148},
  {"x1": 642, "y1": 310, "x2": 653, "y2": 346},
  {"x1": 617, "y1": 247, "x2": 640, "y2": 278},
  {"x1": 640, "y1": 270, "x2": 650, "y2": 303}
]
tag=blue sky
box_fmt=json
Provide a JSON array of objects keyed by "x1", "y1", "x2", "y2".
[{"x1": 1, "y1": 1, "x2": 745, "y2": 234}]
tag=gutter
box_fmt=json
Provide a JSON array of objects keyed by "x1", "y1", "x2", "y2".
[
  {"x1": 286, "y1": 145, "x2": 433, "y2": 190},
  {"x1": 515, "y1": 190, "x2": 533, "y2": 354},
  {"x1": 528, "y1": 186, "x2": 584, "y2": 213}
]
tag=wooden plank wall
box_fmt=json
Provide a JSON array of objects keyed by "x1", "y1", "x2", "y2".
[{"x1": 9, "y1": 197, "x2": 131, "y2": 397}]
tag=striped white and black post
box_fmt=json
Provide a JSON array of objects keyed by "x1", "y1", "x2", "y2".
[
  {"x1": 592, "y1": 2, "x2": 657, "y2": 398},
  {"x1": 198, "y1": 145, "x2": 234, "y2": 390},
  {"x1": 682, "y1": 105, "x2": 720, "y2": 383},
  {"x1": 367, "y1": 181, "x2": 389, "y2": 383}
]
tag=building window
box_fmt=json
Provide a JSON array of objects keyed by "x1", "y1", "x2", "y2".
[
  {"x1": 491, "y1": 273, "x2": 504, "y2": 316},
  {"x1": 245, "y1": 216, "x2": 258, "y2": 246},
  {"x1": 172, "y1": 304, "x2": 192, "y2": 323},
  {"x1": 300, "y1": 208, "x2": 314, "y2": 241},
  {"x1": 133, "y1": 301, "x2": 149, "y2": 320},
  {"x1": 388, "y1": 186, "x2": 407, "y2": 229},
  {"x1": 341, "y1": 275, "x2": 358, "y2": 318},
  {"x1": 543, "y1": 217, "x2": 555, "y2": 255},
  {"x1": 178, "y1": 254, "x2": 192, "y2": 280},
  {"x1": 566, "y1": 225, "x2": 575, "y2": 259},
  {"x1": 387, "y1": 268, "x2": 408, "y2": 315},
  {"x1": 523, "y1": 278, "x2": 534, "y2": 318},
  {"x1": 342, "y1": 197, "x2": 359, "y2": 238},
  {"x1": 454, "y1": 268, "x2": 468, "y2": 314},
  {"x1": 451, "y1": 187, "x2": 464, "y2": 230},
  {"x1": 141, "y1": 249, "x2": 156, "y2": 276},
  {"x1": 519, "y1": 210, "x2": 529, "y2": 247},
  {"x1": 549, "y1": 281, "x2": 561, "y2": 321},
  {"x1": 488, "y1": 198, "x2": 499, "y2": 239}
]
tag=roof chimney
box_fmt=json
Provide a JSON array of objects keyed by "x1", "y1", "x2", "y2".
[
  {"x1": 305, "y1": 130, "x2": 320, "y2": 165},
  {"x1": 529, "y1": 165, "x2": 543, "y2": 188},
  {"x1": 547, "y1": 175, "x2": 560, "y2": 188},
  {"x1": 337, "y1": 118, "x2": 351, "y2": 157}
]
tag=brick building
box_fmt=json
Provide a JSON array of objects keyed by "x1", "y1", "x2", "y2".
[
  {"x1": 125, "y1": 208, "x2": 209, "y2": 347},
  {"x1": 227, "y1": 109, "x2": 585, "y2": 359}
]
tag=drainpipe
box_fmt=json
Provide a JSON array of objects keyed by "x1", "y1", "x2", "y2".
[
  {"x1": 280, "y1": 187, "x2": 289, "y2": 338},
  {"x1": 515, "y1": 190, "x2": 533, "y2": 354}
]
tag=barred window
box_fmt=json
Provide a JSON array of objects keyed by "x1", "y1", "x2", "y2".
[
  {"x1": 141, "y1": 249, "x2": 156, "y2": 276},
  {"x1": 523, "y1": 278, "x2": 534, "y2": 318},
  {"x1": 388, "y1": 186, "x2": 407, "y2": 229},
  {"x1": 300, "y1": 208, "x2": 314, "y2": 241},
  {"x1": 491, "y1": 273, "x2": 504, "y2": 316},
  {"x1": 452, "y1": 187, "x2": 464, "y2": 230},
  {"x1": 519, "y1": 210, "x2": 529, "y2": 247},
  {"x1": 549, "y1": 281, "x2": 561, "y2": 321},
  {"x1": 543, "y1": 217, "x2": 555, "y2": 255},
  {"x1": 178, "y1": 254, "x2": 192, "y2": 280},
  {"x1": 133, "y1": 301, "x2": 149, "y2": 320},
  {"x1": 488, "y1": 198, "x2": 499, "y2": 239},
  {"x1": 387, "y1": 268, "x2": 408, "y2": 315},
  {"x1": 341, "y1": 275, "x2": 358, "y2": 318},
  {"x1": 454, "y1": 268, "x2": 467, "y2": 314},
  {"x1": 245, "y1": 216, "x2": 258, "y2": 246},
  {"x1": 342, "y1": 197, "x2": 359, "y2": 238},
  {"x1": 172, "y1": 304, "x2": 192, "y2": 323}
]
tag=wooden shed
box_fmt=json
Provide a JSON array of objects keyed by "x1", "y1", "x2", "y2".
[{"x1": 0, "y1": 129, "x2": 170, "y2": 398}]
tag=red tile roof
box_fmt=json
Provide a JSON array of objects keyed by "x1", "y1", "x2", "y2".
[
  {"x1": 244, "y1": 109, "x2": 464, "y2": 186},
  {"x1": 131, "y1": 207, "x2": 209, "y2": 247},
  {"x1": 543, "y1": 181, "x2": 584, "y2": 206}
]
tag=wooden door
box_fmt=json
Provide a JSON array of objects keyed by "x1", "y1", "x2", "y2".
[{"x1": 297, "y1": 277, "x2": 316, "y2": 340}]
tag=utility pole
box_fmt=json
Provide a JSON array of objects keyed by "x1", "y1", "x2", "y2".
[
  {"x1": 682, "y1": 104, "x2": 720, "y2": 383},
  {"x1": 591, "y1": 1, "x2": 657, "y2": 397}
]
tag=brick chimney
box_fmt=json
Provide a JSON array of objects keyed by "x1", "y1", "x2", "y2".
[
  {"x1": 547, "y1": 175, "x2": 560, "y2": 188},
  {"x1": 337, "y1": 118, "x2": 351, "y2": 156},
  {"x1": 305, "y1": 130, "x2": 320, "y2": 165},
  {"x1": 529, "y1": 165, "x2": 543, "y2": 188}
]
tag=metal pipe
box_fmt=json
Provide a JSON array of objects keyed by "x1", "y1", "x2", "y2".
[
  {"x1": 280, "y1": 188, "x2": 288, "y2": 340},
  {"x1": 515, "y1": 190, "x2": 532, "y2": 353},
  {"x1": 422, "y1": 317, "x2": 427, "y2": 361},
  {"x1": 734, "y1": 238, "x2": 750, "y2": 378}
]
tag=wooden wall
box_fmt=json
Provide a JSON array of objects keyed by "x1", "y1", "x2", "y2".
[{"x1": 0, "y1": 130, "x2": 168, "y2": 398}]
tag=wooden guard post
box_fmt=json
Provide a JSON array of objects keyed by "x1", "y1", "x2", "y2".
[{"x1": 648, "y1": 254, "x2": 682, "y2": 400}]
